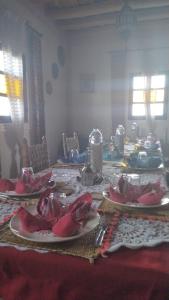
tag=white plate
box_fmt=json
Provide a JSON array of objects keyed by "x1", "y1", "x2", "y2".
[
  {"x1": 103, "y1": 191, "x2": 169, "y2": 209},
  {"x1": 10, "y1": 206, "x2": 100, "y2": 243},
  {"x1": 52, "y1": 168, "x2": 80, "y2": 183},
  {"x1": 2, "y1": 186, "x2": 47, "y2": 198},
  {"x1": 1, "y1": 181, "x2": 57, "y2": 198},
  {"x1": 123, "y1": 162, "x2": 164, "y2": 173}
]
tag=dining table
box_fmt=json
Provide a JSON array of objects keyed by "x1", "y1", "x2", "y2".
[{"x1": 0, "y1": 162, "x2": 169, "y2": 300}]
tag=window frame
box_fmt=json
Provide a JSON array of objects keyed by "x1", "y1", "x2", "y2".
[
  {"x1": 0, "y1": 69, "x2": 12, "y2": 123},
  {"x1": 128, "y1": 72, "x2": 168, "y2": 121},
  {"x1": 0, "y1": 47, "x2": 24, "y2": 124}
]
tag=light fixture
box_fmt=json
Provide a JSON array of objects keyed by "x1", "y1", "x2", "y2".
[{"x1": 115, "y1": 0, "x2": 137, "y2": 40}]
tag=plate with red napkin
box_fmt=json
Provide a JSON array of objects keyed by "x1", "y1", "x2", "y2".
[
  {"x1": 10, "y1": 192, "x2": 100, "y2": 242},
  {"x1": 103, "y1": 175, "x2": 169, "y2": 208},
  {"x1": 0, "y1": 172, "x2": 53, "y2": 197}
]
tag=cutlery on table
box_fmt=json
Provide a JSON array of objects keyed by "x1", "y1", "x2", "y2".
[
  {"x1": 95, "y1": 223, "x2": 108, "y2": 247},
  {"x1": 98, "y1": 225, "x2": 108, "y2": 246}
]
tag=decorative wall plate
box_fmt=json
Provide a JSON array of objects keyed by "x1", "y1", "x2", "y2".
[
  {"x1": 57, "y1": 46, "x2": 65, "y2": 66},
  {"x1": 46, "y1": 81, "x2": 53, "y2": 95},
  {"x1": 52, "y1": 63, "x2": 59, "y2": 79},
  {"x1": 80, "y1": 73, "x2": 95, "y2": 93}
]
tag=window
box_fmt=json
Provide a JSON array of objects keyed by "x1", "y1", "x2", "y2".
[
  {"x1": 0, "y1": 47, "x2": 23, "y2": 123},
  {"x1": 129, "y1": 74, "x2": 168, "y2": 119}
]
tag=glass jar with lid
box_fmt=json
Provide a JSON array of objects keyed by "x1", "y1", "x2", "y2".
[
  {"x1": 89, "y1": 128, "x2": 103, "y2": 178},
  {"x1": 81, "y1": 147, "x2": 95, "y2": 186}
]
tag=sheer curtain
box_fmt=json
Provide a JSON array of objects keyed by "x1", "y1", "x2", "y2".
[
  {"x1": 0, "y1": 8, "x2": 24, "y2": 178},
  {"x1": 26, "y1": 23, "x2": 45, "y2": 145}
]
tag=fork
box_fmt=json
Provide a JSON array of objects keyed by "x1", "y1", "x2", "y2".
[{"x1": 95, "y1": 215, "x2": 108, "y2": 247}]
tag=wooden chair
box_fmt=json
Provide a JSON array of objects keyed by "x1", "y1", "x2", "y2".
[
  {"x1": 21, "y1": 136, "x2": 49, "y2": 173},
  {"x1": 62, "y1": 132, "x2": 80, "y2": 159}
]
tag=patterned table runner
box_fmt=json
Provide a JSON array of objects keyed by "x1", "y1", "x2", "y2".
[
  {"x1": 1, "y1": 198, "x2": 169, "y2": 263},
  {"x1": 0, "y1": 165, "x2": 168, "y2": 263},
  {"x1": 0, "y1": 224, "x2": 100, "y2": 263}
]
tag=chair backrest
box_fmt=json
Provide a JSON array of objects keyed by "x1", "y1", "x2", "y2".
[
  {"x1": 62, "y1": 132, "x2": 80, "y2": 159},
  {"x1": 21, "y1": 137, "x2": 49, "y2": 173}
]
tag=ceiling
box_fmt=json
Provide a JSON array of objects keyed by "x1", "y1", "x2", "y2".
[{"x1": 26, "y1": 0, "x2": 169, "y2": 30}]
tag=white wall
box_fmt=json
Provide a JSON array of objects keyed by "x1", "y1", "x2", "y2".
[
  {"x1": 67, "y1": 26, "x2": 115, "y2": 141},
  {"x1": 67, "y1": 18, "x2": 169, "y2": 144}
]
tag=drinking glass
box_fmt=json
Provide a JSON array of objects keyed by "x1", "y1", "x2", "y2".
[
  {"x1": 138, "y1": 151, "x2": 147, "y2": 160},
  {"x1": 21, "y1": 167, "x2": 34, "y2": 183},
  {"x1": 68, "y1": 149, "x2": 79, "y2": 163},
  {"x1": 127, "y1": 174, "x2": 141, "y2": 186}
]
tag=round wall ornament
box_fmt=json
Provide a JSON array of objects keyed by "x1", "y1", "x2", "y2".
[
  {"x1": 57, "y1": 46, "x2": 65, "y2": 67},
  {"x1": 52, "y1": 63, "x2": 59, "y2": 79},
  {"x1": 46, "y1": 80, "x2": 53, "y2": 95}
]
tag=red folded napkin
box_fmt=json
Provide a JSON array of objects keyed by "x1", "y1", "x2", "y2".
[
  {"x1": 0, "y1": 178, "x2": 15, "y2": 192},
  {"x1": 15, "y1": 179, "x2": 30, "y2": 194},
  {"x1": 68, "y1": 192, "x2": 92, "y2": 213},
  {"x1": 118, "y1": 176, "x2": 147, "y2": 202},
  {"x1": 30, "y1": 172, "x2": 52, "y2": 189},
  {"x1": 52, "y1": 193, "x2": 93, "y2": 237},
  {"x1": 52, "y1": 212, "x2": 81, "y2": 237},
  {"x1": 17, "y1": 207, "x2": 52, "y2": 233},
  {"x1": 137, "y1": 190, "x2": 165, "y2": 205},
  {"x1": 46, "y1": 192, "x2": 93, "y2": 237},
  {"x1": 108, "y1": 176, "x2": 166, "y2": 205},
  {"x1": 109, "y1": 186, "x2": 126, "y2": 203},
  {"x1": 16, "y1": 192, "x2": 93, "y2": 237},
  {"x1": 15, "y1": 172, "x2": 52, "y2": 194}
]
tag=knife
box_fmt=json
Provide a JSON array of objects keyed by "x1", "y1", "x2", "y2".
[{"x1": 95, "y1": 225, "x2": 108, "y2": 247}]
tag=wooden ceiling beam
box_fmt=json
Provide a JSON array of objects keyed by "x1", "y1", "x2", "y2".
[
  {"x1": 131, "y1": 0, "x2": 169, "y2": 9},
  {"x1": 46, "y1": 0, "x2": 123, "y2": 20},
  {"x1": 46, "y1": 0, "x2": 169, "y2": 21},
  {"x1": 54, "y1": 5, "x2": 169, "y2": 31}
]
